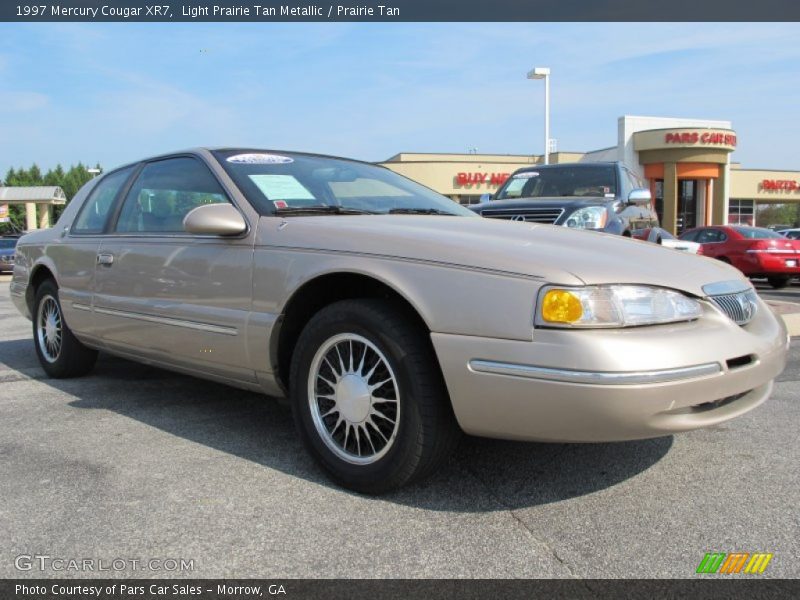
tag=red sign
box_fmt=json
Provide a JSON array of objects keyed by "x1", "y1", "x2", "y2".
[
  {"x1": 761, "y1": 179, "x2": 799, "y2": 191},
  {"x1": 455, "y1": 172, "x2": 510, "y2": 186},
  {"x1": 664, "y1": 131, "x2": 737, "y2": 147}
]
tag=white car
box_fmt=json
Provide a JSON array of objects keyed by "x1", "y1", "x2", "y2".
[{"x1": 643, "y1": 228, "x2": 702, "y2": 254}]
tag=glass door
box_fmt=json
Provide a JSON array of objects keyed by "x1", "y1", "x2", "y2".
[{"x1": 677, "y1": 180, "x2": 698, "y2": 235}]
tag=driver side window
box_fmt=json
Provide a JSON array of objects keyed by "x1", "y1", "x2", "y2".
[{"x1": 115, "y1": 157, "x2": 229, "y2": 233}]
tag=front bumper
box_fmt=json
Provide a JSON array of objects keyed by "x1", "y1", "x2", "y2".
[{"x1": 432, "y1": 299, "x2": 789, "y2": 442}]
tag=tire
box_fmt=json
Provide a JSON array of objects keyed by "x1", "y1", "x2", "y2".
[
  {"x1": 717, "y1": 257, "x2": 731, "y2": 264},
  {"x1": 768, "y1": 276, "x2": 790, "y2": 289},
  {"x1": 33, "y1": 279, "x2": 98, "y2": 378},
  {"x1": 289, "y1": 298, "x2": 461, "y2": 494}
]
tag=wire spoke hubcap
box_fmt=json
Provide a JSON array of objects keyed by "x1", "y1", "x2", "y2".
[
  {"x1": 37, "y1": 295, "x2": 63, "y2": 363},
  {"x1": 308, "y1": 333, "x2": 400, "y2": 465}
]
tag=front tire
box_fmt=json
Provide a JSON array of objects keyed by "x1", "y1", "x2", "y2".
[
  {"x1": 33, "y1": 279, "x2": 98, "y2": 378},
  {"x1": 289, "y1": 299, "x2": 460, "y2": 494},
  {"x1": 768, "y1": 276, "x2": 791, "y2": 289}
]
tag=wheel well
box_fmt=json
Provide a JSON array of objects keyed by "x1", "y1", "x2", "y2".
[
  {"x1": 27, "y1": 265, "x2": 56, "y2": 312},
  {"x1": 621, "y1": 230, "x2": 631, "y2": 237},
  {"x1": 274, "y1": 273, "x2": 429, "y2": 392}
]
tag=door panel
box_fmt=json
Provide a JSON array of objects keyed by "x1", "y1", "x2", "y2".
[
  {"x1": 93, "y1": 237, "x2": 255, "y2": 380},
  {"x1": 91, "y1": 155, "x2": 256, "y2": 381}
]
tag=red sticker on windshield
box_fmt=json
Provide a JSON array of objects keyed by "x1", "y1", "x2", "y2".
[{"x1": 273, "y1": 200, "x2": 288, "y2": 209}]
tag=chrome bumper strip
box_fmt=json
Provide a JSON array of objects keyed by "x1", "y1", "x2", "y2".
[
  {"x1": 92, "y1": 306, "x2": 238, "y2": 336},
  {"x1": 468, "y1": 359, "x2": 722, "y2": 385}
]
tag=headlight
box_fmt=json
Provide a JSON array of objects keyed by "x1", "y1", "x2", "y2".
[
  {"x1": 564, "y1": 206, "x2": 607, "y2": 229},
  {"x1": 535, "y1": 285, "x2": 703, "y2": 328}
]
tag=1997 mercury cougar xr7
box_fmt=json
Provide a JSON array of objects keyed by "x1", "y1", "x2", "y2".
[{"x1": 10, "y1": 149, "x2": 789, "y2": 493}]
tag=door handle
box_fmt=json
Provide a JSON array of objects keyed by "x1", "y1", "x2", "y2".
[{"x1": 97, "y1": 253, "x2": 114, "y2": 266}]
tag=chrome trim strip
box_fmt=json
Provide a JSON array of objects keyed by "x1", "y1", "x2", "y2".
[
  {"x1": 72, "y1": 303, "x2": 92, "y2": 312},
  {"x1": 468, "y1": 359, "x2": 722, "y2": 385},
  {"x1": 702, "y1": 280, "x2": 751, "y2": 296},
  {"x1": 93, "y1": 306, "x2": 238, "y2": 336}
]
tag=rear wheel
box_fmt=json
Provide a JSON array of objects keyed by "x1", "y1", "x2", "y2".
[
  {"x1": 33, "y1": 279, "x2": 98, "y2": 378},
  {"x1": 289, "y1": 299, "x2": 460, "y2": 494},
  {"x1": 768, "y1": 276, "x2": 791, "y2": 289}
]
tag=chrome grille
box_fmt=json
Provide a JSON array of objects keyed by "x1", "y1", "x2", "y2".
[
  {"x1": 708, "y1": 290, "x2": 758, "y2": 326},
  {"x1": 480, "y1": 208, "x2": 565, "y2": 224}
]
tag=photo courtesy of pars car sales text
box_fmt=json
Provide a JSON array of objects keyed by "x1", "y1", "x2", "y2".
[{"x1": 15, "y1": 584, "x2": 284, "y2": 596}]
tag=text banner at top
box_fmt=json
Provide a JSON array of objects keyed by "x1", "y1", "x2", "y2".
[{"x1": 3, "y1": 0, "x2": 800, "y2": 22}]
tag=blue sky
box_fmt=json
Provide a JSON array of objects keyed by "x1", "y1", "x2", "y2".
[{"x1": 2, "y1": 22, "x2": 800, "y2": 174}]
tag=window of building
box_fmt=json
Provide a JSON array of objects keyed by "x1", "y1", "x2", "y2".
[{"x1": 728, "y1": 199, "x2": 754, "y2": 226}]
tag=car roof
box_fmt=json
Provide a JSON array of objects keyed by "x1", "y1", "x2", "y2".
[{"x1": 104, "y1": 147, "x2": 385, "y2": 175}]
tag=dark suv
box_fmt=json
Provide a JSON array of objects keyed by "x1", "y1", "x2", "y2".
[{"x1": 469, "y1": 162, "x2": 658, "y2": 236}]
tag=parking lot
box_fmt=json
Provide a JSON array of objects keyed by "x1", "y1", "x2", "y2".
[{"x1": 1, "y1": 274, "x2": 798, "y2": 579}]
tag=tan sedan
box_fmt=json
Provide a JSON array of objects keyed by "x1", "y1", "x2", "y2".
[{"x1": 10, "y1": 148, "x2": 790, "y2": 493}]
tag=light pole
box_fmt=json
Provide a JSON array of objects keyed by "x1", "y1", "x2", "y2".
[
  {"x1": 527, "y1": 67, "x2": 550, "y2": 165},
  {"x1": 87, "y1": 167, "x2": 102, "y2": 178}
]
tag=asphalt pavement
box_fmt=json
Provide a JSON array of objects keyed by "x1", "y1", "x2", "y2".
[{"x1": 0, "y1": 275, "x2": 798, "y2": 579}]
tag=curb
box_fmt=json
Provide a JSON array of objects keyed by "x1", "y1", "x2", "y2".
[
  {"x1": 781, "y1": 313, "x2": 800, "y2": 338},
  {"x1": 765, "y1": 301, "x2": 800, "y2": 337}
]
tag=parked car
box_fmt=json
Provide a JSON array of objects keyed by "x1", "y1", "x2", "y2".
[
  {"x1": 777, "y1": 228, "x2": 800, "y2": 240},
  {"x1": 11, "y1": 149, "x2": 789, "y2": 493},
  {"x1": 0, "y1": 236, "x2": 19, "y2": 273},
  {"x1": 680, "y1": 226, "x2": 800, "y2": 289},
  {"x1": 469, "y1": 162, "x2": 658, "y2": 235},
  {"x1": 632, "y1": 227, "x2": 702, "y2": 254}
]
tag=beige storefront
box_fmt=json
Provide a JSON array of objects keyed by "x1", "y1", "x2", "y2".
[{"x1": 381, "y1": 116, "x2": 800, "y2": 235}]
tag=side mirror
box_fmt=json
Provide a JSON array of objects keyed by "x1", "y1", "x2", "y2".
[
  {"x1": 628, "y1": 189, "x2": 652, "y2": 205},
  {"x1": 479, "y1": 193, "x2": 492, "y2": 203},
  {"x1": 183, "y1": 203, "x2": 247, "y2": 236}
]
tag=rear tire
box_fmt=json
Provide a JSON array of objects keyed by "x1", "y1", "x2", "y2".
[
  {"x1": 289, "y1": 298, "x2": 461, "y2": 494},
  {"x1": 33, "y1": 279, "x2": 98, "y2": 378},
  {"x1": 768, "y1": 276, "x2": 790, "y2": 289}
]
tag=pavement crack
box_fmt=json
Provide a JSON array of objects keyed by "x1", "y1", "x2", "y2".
[{"x1": 459, "y1": 461, "x2": 580, "y2": 579}]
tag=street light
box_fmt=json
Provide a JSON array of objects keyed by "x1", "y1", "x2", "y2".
[
  {"x1": 527, "y1": 66, "x2": 551, "y2": 165},
  {"x1": 87, "y1": 167, "x2": 102, "y2": 178}
]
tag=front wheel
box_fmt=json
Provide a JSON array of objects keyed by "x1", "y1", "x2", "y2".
[
  {"x1": 768, "y1": 276, "x2": 791, "y2": 289},
  {"x1": 33, "y1": 279, "x2": 98, "y2": 378},
  {"x1": 289, "y1": 299, "x2": 460, "y2": 494}
]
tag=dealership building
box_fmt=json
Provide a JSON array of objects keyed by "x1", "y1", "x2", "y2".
[{"x1": 381, "y1": 115, "x2": 800, "y2": 235}]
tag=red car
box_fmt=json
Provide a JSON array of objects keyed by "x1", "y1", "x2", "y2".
[{"x1": 679, "y1": 225, "x2": 800, "y2": 288}]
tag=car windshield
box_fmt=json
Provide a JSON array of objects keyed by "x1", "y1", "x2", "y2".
[
  {"x1": 733, "y1": 227, "x2": 784, "y2": 239},
  {"x1": 495, "y1": 165, "x2": 617, "y2": 200},
  {"x1": 214, "y1": 150, "x2": 475, "y2": 217}
]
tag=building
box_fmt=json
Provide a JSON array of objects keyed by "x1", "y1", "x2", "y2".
[
  {"x1": 0, "y1": 186, "x2": 66, "y2": 231},
  {"x1": 381, "y1": 115, "x2": 800, "y2": 235}
]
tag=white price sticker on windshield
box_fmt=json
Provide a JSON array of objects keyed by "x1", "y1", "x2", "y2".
[{"x1": 227, "y1": 153, "x2": 294, "y2": 164}]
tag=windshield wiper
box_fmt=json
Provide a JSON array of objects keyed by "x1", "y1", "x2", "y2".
[
  {"x1": 388, "y1": 207, "x2": 454, "y2": 215},
  {"x1": 274, "y1": 205, "x2": 377, "y2": 216}
]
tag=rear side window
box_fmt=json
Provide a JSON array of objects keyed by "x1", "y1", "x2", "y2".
[
  {"x1": 696, "y1": 229, "x2": 727, "y2": 243},
  {"x1": 72, "y1": 167, "x2": 135, "y2": 234},
  {"x1": 679, "y1": 230, "x2": 699, "y2": 242},
  {"x1": 115, "y1": 157, "x2": 229, "y2": 233}
]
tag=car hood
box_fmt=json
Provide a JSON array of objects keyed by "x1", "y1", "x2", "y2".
[
  {"x1": 260, "y1": 215, "x2": 744, "y2": 296},
  {"x1": 469, "y1": 197, "x2": 610, "y2": 212}
]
